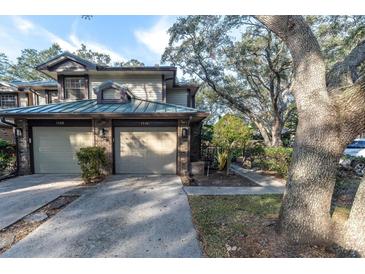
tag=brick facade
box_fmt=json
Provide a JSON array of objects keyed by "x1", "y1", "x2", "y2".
[
  {"x1": 15, "y1": 119, "x2": 31, "y2": 175},
  {"x1": 92, "y1": 119, "x2": 113, "y2": 174},
  {"x1": 190, "y1": 121, "x2": 202, "y2": 162},
  {"x1": 177, "y1": 119, "x2": 191, "y2": 176},
  {"x1": 0, "y1": 127, "x2": 14, "y2": 143}
]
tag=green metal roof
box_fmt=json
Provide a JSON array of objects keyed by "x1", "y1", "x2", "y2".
[
  {"x1": 11, "y1": 80, "x2": 58, "y2": 88},
  {"x1": 0, "y1": 99, "x2": 208, "y2": 119}
]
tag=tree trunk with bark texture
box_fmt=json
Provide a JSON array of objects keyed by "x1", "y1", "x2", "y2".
[
  {"x1": 255, "y1": 15, "x2": 365, "y2": 249},
  {"x1": 271, "y1": 114, "x2": 283, "y2": 147},
  {"x1": 341, "y1": 178, "x2": 365, "y2": 256},
  {"x1": 252, "y1": 119, "x2": 272, "y2": 147}
]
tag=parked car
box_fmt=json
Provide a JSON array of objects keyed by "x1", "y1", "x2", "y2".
[{"x1": 341, "y1": 139, "x2": 365, "y2": 176}]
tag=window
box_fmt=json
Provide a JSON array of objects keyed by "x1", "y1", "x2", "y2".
[
  {"x1": 103, "y1": 88, "x2": 122, "y2": 100},
  {"x1": 64, "y1": 77, "x2": 87, "y2": 100},
  {"x1": 0, "y1": 94, "x2": 17, "y2": 108}
]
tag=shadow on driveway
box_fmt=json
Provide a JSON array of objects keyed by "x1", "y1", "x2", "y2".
[{"x1": 2, "y1": 175, "x2": 203, "y2": 258}]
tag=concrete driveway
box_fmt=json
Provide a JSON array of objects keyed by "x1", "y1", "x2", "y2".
[
  {"x1": 0, "y1": 174, "x2": 83, "y2": 230},
  {"x1": 2, "y1": 175, "x2": 202, "y2": 258}
]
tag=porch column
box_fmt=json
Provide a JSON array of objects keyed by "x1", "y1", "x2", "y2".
[
  {"x1": 177, "y1": 119, "x2": 191, "y2": 176},
  {"x1": 92, "y1": 119, "x2": 113, "y2": 175},
  {"x1": 15, "y1": 119, "x2": 31, "y2": 175}
]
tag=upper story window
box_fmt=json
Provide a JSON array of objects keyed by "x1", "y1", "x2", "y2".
[
  {"x1": 0, "y1": 94, "x2": 17, "y2": 108},
  {"x1": 64, "y1": 77, "x2": 87, "y2": 100}
]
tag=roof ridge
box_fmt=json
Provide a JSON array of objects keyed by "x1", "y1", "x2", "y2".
[
  {"x1": 36, "y1": 51, "x2": 97, "y2": 71},
  {"x1": 137, "y1": 98, "x2": 199, "y2": 112}
]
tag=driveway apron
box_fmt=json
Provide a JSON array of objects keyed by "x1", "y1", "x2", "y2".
[
  {"x1": 2, "y1": 175, "x2": 202, "y2": 258},
  {"x1": 0, "y1": 174, "x2": 82, "y2": 230}
]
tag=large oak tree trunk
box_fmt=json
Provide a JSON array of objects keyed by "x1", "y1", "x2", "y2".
[
  {"x1": 279, "y1": 112, "x2": 344, "y2": 243},
  {"x1": 255, "y1": 16, "x2": 365, "y2": 249}
]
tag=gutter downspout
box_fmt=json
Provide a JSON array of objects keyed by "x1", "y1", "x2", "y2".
[
  {"x1": 0, "y1": 117, "x2": 19, "y2": 179},
  {"x1": 1, "y1": 117, "x2": 16, "y2": 127}
]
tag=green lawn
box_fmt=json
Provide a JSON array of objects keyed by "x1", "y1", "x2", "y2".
[
  {"x1": 188, "y1": 195, "x2": 282, "y2": 257},
  {"x1": 189, "y1": 187, "x2": 359, "y2": 257}
]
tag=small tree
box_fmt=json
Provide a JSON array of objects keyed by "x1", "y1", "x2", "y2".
[{"x1": 212, "y1": 115, "x2": 252, "y2": 174}]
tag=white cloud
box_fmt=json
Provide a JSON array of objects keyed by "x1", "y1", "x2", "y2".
[
  {"x1": 7, "y1": 16, "x2": 125, "y2": 63},
  {"x1": 134, "y1": 16, "x2": 173, "y2": 55},
  {"x1": 12, "y1": 16, "x2": 78, "y2": 52},
  {"x1": 69, "y1": 33, "x2": 125, "y2": 62},
  {"x1": 13, "y1": 16, "x2": 35, "y2": 32}
]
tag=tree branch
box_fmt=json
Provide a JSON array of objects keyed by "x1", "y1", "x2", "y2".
[
  {"x1": 327, "y1": 40, "x2": 365, "y2": 90},
  {"x1": 334, "y1": 78, "x2": 365, "y2": 144},
  {"x1": 255, "y1": 16, "x2": 328, "y2": 108}
]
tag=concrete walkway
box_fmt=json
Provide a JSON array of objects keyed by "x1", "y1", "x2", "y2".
[
  {"x1": 2, "y1": 175, "x2": 202, "y2": 258},
  {"x1": 184, "y1": 164, "x2": 286, "y2": 196},
  {"x1": 231, "y1": 164, "x2": 286, "y2": 189},
  {"x1": 0, "y1": 174, "x2": 83, "y2": 229}
]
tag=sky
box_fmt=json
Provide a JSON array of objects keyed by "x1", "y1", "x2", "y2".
[{"x1": 0, "y1": 15, "x2": 178, "y2": 66}]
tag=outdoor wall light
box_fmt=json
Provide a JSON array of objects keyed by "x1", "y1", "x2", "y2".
[
  {"x1": 182, "y1": 128, "x2": 189, "y2": 139},
  {"x1": 99, "y1": 128, "x2": 108, "y2": 138},
  {"x1": 15, "y1": 128, "x2": 23, "y2": 138}
]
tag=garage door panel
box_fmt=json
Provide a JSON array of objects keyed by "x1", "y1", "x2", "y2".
[
  {"x1": 33, "y1": 127, "x2": 93, "y2": 174},
  {"x1": 115, "y1": 127, "x2": 177, "y2": 174}
]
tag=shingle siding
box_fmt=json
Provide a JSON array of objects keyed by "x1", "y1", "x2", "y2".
[
  {"x1": 166, "y1": 89, "x2": 188, "y2": 106},
  {"x1": 89, "y1": 74, "x2": 163, "y2": 102}
]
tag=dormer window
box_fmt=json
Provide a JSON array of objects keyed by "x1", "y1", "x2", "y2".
[
  {"x1": 95, "y1": 80, "x2": 134, "y2": 104},
  {"x1": 103, "y1": 88, "x2": 124, "y2": 100}
]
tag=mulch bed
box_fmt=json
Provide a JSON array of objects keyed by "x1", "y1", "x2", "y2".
[
  {"x1": 0, "y1": 195, "x2": 79, "y2": 254},
  {"x1": 185, "y1": 169, "x2": 259, "y2": 187}
]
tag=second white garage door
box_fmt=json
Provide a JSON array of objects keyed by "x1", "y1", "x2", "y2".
[
  {"x1": 114, "y1": 127, "x2": 177, "y2": 174},
  {"x1": 33, "y1": 127, "x2": 93, "y2": 174}
]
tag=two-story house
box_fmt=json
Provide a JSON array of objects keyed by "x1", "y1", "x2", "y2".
[
  {"x1": 0, "y1": 80, "x2": 58, "y2": 142},
  {"x1": 0, "y1": 52, "x2": 208, "y2": 176}
]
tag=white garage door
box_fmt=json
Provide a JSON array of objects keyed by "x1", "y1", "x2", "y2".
[
  {"x1": 114, "y1": 127, "x2": 177, "y2": 174},
  {"x1": 33, "y1": 127, "x2": 93, "y2": 174}
]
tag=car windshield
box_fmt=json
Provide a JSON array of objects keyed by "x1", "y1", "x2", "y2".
[{"x1": 347, "y1": 140, "x2": 365, "y2": 148}]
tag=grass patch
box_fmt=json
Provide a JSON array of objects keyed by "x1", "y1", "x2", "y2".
[
  {"x1": 331, "y1": 175, "x2": 361, "y2": 219},
  {"x1": 188, "y1": 174, "x2": 362, "y2": 257},
  {"x1": 189, "y1": 194, "x2": 357, "y2": 257},
  {"x1": 189, "y1": 195, "x2": 282, "y2": 257}
]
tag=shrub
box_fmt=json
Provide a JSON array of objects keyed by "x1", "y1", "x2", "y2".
[
  {"x1": 254, "y1": 146, "x2": 293, "y2": 178},
  {"x1": 76, "y1": 146, "x2": 109, "y2": 183},
  {"x1": 0, "y1": 139, "x2": 16, "y2": 175},
  {"x1": 243, "y1": 142, "x2": 265, "y2": 160}
]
